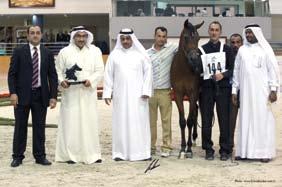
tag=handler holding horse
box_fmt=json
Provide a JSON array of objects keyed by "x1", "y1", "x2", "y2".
[{"x1": 198, "y1": 21, "x2": 234, "y2": 161}]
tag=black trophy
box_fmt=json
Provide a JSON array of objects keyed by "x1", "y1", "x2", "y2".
[{"x1": 65, "y1": 64, "x2": 86, "y2": 85}]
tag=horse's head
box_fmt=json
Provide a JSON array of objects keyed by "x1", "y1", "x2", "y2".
[
  {"x1": 71, "y1": 64, "x2": 82, "y2": 72},
  {"x1": 65, "y1": 64, "x2": 82, "y2": 81},
  {"x1": 179, "y1": 19, "x2": 204, "y2": 73}
]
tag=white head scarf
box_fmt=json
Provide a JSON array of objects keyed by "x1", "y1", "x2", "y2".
[
  {"x1": 243, "y1": 24, "x2": 280, "y2": 92},
  {"x1": 69, "y1": 26, "x2": 94, "y2": 47},
  {"x1": 114, "y1": 28, "x2": 149, "y2": 60}
]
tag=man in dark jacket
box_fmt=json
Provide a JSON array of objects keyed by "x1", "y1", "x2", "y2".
[
  {"x1": 198, "y1": 21, "x2": 234, "y2": 161},
  {"x1": 8, "y1": 25, "x2": 58, "y2": 167}
]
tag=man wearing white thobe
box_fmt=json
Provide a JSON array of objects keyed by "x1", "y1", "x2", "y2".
[
  {"x1": 232, "y1": 24, "x2": 280, "y2": 163},
  {"x1": 103, "y1": 28, "x2": 152, "y2": 161},
  {"x1": 55, "y1": 26, "x2": 104, "y2": 164}
]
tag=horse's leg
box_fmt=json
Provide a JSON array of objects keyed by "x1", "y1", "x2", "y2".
[
  {"x1": 192, "y1": 86, "x2": 200, "y2": 147},
  {"x1": 186, "y1": 98, "x2": 198, "y2": 158},
  {"x1": 192, "y1": 103, "x2": 199, "y2": 146},
  {"x1": 174, "y1": 94, "x2": 186, "y2": 159}
]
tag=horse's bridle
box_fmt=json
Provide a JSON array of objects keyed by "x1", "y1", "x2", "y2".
[
  {"x1": 180, "y1": 38, "x2": 201, "y2": 73},
  {"x1": 181, "y1": 32, "x2": 200, "y2": 60}
]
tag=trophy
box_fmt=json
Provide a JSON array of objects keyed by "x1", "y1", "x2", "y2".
[{"x1": 65, "y1": 64, "x2": 86, "y2": 85}]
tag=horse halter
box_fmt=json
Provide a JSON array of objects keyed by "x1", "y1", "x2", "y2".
[
  {"x1": 181, "y1": 30, "x2": 200, "y2": 59},
  {"x1": 180, "y1": 30, "x2": 201, "y2": 73}
]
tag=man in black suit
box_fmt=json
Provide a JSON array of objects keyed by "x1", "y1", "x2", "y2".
[
  {"x1": 8, "y1": 25, "x2": 58, "y2": 167},
  {"x1": 198, "y1": 21, "x2": 234, "y2": 161}
]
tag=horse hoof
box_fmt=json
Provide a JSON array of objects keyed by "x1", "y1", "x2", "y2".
[
  {"x1": 192, "y1": 142, "x2": 197, "y2": 147},
  {"x1": 179, "y1": 151, "x2": 186, "y2": 159},
  {"x1": 186, "y1": 152, "x2": 193, "y2": 158}
]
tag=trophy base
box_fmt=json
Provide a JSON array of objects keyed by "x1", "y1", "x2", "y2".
[{"x1": 68, "y1": 81, "x2": 86, "y2": 85}]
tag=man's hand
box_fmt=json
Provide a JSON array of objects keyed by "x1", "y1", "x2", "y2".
[
  {"x1": 141, "y1": 95, "x2": 149, "y2": 99},
  {"x1": 84, "y1": 80, "x2": 91, "y2": 87},
  {"x1": 231, "y1": 94, "x2": 238, "y2": 106},
  {"x1": 214, "y1": 73, "x2": 224, "y2": 81},
  {"x1": 269, "y1": 91, "x2": 277, "y2": 103},
  {"x1": 49, "y1": 99, "x2": 57, "y2": 109},
  {"x1": 10, "y1": 94, "x2": 18, "y2": 108},
  {"x1": 105, "y1": 98, "x2": 111, "y2": 105},
  {"x1": 61, "y1": 80, "x2": 70, "y2": 88}
]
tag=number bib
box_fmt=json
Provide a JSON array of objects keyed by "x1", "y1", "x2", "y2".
[{"x1": 199, "y1": 42, "x2": 227, "y2": 80}]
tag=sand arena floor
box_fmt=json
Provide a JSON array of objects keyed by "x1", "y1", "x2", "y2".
[
  {"x1": 0, "y1": 59, "x2": 281, "y2": 187},
  {"x1": 0, "y1": 98, "x2": 282, "y2": 187}
]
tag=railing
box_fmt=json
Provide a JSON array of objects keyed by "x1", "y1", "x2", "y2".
[
  {"x1": 2, "y1": 41, "x2": 281, "y2": 56},
  {"x1": 113, "y1": 0, "x2": 271, "y2": 17},
  {"x1": 0, "y1": 41, "x2": 109, "y2": 56},
  {"x1": 0, "y1": 87, "x2": 104, "y2": 100},
  {"x1": 270, "y1": 42, "x2": 282, "y2": 55},
  {"x1": 0, "y1": 42, "x2": 69, "y2": 56}
]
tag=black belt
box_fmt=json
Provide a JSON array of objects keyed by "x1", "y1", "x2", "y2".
[{"x1": 32, "y1": 87, "x2": 41, "y2": 91}]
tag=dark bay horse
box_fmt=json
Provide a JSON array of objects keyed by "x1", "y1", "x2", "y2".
[{"x1": 170, "y1": 19, "x2": 204, "y2": 158}]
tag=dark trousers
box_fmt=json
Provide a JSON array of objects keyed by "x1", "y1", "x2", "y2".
[
  {"x1": 12, "y1": 89, "x2": 47, "y2": 161},
  {"x1": 229, "y1": 91, "x2": 239, "y2": 153},
  {"x1": 199, "y1": 86, "x2": 231, "y2": 155}
]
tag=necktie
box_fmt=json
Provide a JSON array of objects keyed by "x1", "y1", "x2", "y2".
[{"x1": 32, "y1": 47, "x2": 39, "y2": 89}]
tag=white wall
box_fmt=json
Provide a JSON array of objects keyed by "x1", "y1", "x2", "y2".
[
  {"x1": 110, "y1": 17, "x2": 272, "y2": 39},
  {"x1": 272, "y1": 15, "x2": 282, "y2": 41},
  {"x1": 0, "y1": 0, "x2": 111, "y2": 14},
  {"x1": 269, "y1": 0, "x2": 282, "y2": 15},
  {"x1": 109, "y1": 16, "x2": 272, "y2": 49}
]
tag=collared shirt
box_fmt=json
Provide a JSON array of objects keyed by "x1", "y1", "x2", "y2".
[
  {"x1": 147, "y1": 43, "x2": 178, "y2": 89},
  {"x1": 29, "y1": 43, "x2": 41, "y2": 87}
]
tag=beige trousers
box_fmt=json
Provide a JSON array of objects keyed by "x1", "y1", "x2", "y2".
[{"x1": 149, "y1": 89, "x2": 172, "y2": 152}]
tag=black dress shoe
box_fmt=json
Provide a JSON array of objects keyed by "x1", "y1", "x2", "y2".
[
  {"x1": 95, "y1": 159, "x2": 102, "y2": 163},
  {"x1": 234, "y1": 156, "x2": 247, "y2": 161},
  {"x1": 35, "y1": 158, "x2": 52, "y2": 166},
  {"x1": 114, "y1": 157, "x2": 124, "y2": 162},
  {"x1": 220, "y1": 153, "x2": 229, "y2": 161},
  {"x1": 66, "y1": 160, "x2": 76, "y2": 164},
  {"x1": 205, "y1": 153, "x2": 214, "y2": 161},
  {"x1": 11, "y1": 159, "x2": 22, "y2": 167},
  {"x1": 260, "y1": 158, "x2": 270, "y2": 163}
]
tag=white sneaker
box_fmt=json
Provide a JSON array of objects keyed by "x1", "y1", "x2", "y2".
[{"x1": 161, "y1": 151, "x2": 170, "y2": 158}]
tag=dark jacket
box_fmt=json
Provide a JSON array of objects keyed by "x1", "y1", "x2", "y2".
[
  {"x1": 199, "y1": 41, "x2": 235, "y2": 88},
  {"x1": 8, "y1": 44, "x2": 58, "y2": 107}
]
